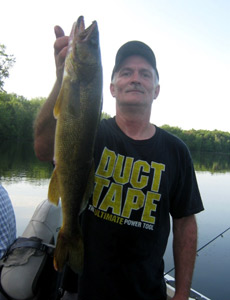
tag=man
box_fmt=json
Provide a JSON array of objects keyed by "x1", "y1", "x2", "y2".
[
  {"x1": 34, "y1": 25, "x2": 204, "y2": 300},
  {"x1": 0, "y1": 185, "x2": 16, "y2": 259}
]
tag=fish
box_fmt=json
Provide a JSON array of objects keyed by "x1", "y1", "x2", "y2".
[{"x1": 48, "y1": 16, "x2": 102, "y2": 273}]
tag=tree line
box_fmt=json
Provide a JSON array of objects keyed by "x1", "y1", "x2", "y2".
[
  {"x1": 0, "y1": 92, "x2": 111, "y2": 142},
  {"x1": 161, "y1": 125, "x2": 230, "y2": 154},
  {"x1": 0, "y1": 92, "x2": 230, "y2": 154},
  {"x1": 0, "y1": 92, "x2": 46, "y2": 141}
]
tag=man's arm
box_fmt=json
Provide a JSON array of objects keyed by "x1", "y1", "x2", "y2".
[
  {"x1": 171, "y1": 214, "x2": 197, "y2": 300},
  {"x1": 34, "y1": 80, "x2": 61, "y2": 161},
  {"x1": 34, "y1": 26, "x2": 68, "y2": 161}
]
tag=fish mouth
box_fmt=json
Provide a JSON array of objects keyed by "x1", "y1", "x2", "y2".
[
  {"x1": 76, "y1": 16, "x2": 85, "y2": 32},
  {"x1": 76, "y1": 16, "x2": 98, "y2": 45}
]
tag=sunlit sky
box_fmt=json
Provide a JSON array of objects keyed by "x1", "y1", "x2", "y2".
[{"x1": 1, "y1": 0, "x2": 230, "y2": 132}]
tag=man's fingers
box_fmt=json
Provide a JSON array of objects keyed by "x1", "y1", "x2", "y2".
[
  {"x1": 54, "y1": 25, "x2": 65, "y2": 38},
  {"x1": 54, "y1": 36, "x2": 69, "y2": 56},
  {"x1": 53, "y1": 25, "x2": 69, "y2": 83}
]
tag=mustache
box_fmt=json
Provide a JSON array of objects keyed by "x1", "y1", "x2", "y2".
[{"x1": 125, "y1": 84, "x2": 145, "y2": 93}]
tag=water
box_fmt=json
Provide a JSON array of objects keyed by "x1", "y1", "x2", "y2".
[
  {"x1": 164, "y1": 171, "x2": 230, "y2": 299},
  {"x1": 1, "y1": 142, "x2": 230, "y2": 299}
]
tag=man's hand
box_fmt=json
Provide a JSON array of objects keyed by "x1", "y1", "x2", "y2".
[{"x1": 54, "y1": 26, "x2": 69, "y2": 84}]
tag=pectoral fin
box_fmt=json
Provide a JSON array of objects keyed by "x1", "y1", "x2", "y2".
[
  {"x1": 48, "y1": 168, "x2": 60, "y2": 206},
  {"x1": 54, "y1": 87, "x2": 64, "y2": 118}
]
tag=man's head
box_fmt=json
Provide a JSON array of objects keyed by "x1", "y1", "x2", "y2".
[
  {"x1": 110, "y1": 41, "x2": 160, "y2": 111},
  {"x1": 111, "y1": 41, "x2": 159, "y2": 81}
]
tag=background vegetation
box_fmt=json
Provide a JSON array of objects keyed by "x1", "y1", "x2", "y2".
[
  {"x1": 0, "y1": 91, "x2": 229, "y2": 154},
  {"x1": 0, "y1": 44, "x2": 15, "y2": 92},
  {"x1": 161, "y1": 125, "x2": 230, "y2": 154},
  {"x1": 0, "y1": 92, "x2": 46, "y2": 141}
]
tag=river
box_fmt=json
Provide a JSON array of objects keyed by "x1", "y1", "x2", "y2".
[{"x1": 0, "y1": 141, "x2": 230, "y2": 299}]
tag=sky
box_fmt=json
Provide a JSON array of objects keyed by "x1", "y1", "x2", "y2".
[{"x1": 1, "y1": 0, "x2": 230, "y2": 132}]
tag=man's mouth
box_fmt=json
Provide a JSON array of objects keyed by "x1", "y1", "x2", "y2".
[{"x1": 126, "y1": 89, "x2": 144, "y2": 93}]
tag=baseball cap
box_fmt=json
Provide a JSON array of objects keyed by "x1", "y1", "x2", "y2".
[{"x1": 111, "y1": 41, "x2": 159, "y2": 80}]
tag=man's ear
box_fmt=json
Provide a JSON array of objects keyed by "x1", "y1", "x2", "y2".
[
  {"x1": 154, "y1": 84, "x2": 160, "y2": 100},
  {"x1": 110, "y1": 83, "x2": 116, "y2": 97}
]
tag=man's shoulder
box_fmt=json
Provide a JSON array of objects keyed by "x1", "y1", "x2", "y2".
[
  {"x1": 98, "y1": 117, "x2": 116, "y2": 133},
  {"x1": 156, "y1": 126, "x2": 191, "y2": 160},
  {"x1": 157, "y1": 126, "x2": 187, "y2": 147},
  {"x1": 100, "y1": 117, "x2": 114, "y2": 126}
]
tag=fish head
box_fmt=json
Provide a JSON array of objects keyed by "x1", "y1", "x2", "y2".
[{"x1": 66, "y1": 16, "x2": 101, "y2": 82}]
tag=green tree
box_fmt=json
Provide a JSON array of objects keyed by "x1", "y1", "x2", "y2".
[
  {"x1": 0, "y1": 44, "x2": 16, "y2": 92},
  {"x1": 161, "y1": 125, "x2": 230, "y2": 154},
  {"x1": 101, "y1": 111, "x2": 111, "y2": 120},
  {"x1": 0, "y1": 92, "x2": 45, "y2": 141}
]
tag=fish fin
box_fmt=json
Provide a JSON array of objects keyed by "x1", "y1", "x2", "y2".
[
  {"x1": 54, "y1": 228, "x2": 84, "y2": 274},
  {"x1": 80, "y1": 163, "x2": 95, "y2": 214},
  {"x1": 48, "y1": 169, "x2": 60, "y2": 206},
  {"x1": 53, "y1": 87, "x2": 64, "y2": 118}
]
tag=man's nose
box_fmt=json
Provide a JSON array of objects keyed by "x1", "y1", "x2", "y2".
[{"x1": 130, "y1": 71, "x2": 141, "y2": 83}]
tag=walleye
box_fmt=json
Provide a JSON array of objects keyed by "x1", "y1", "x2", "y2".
[{"x1": 48, "y1": 16, "x2": 102, "y2": 273}]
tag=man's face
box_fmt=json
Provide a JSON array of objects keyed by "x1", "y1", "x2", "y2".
[{"x1": 110, "y1": 55, "x2": 160, "y2": 109}]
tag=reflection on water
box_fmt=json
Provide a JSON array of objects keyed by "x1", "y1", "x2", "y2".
[
  {"x1": 0, "y1": 141, "x2": 53, "y2": 182},
  {"x1": 0, "y1": 142, "x2": 230, "y2": 300},
  {"x1": 0, "y1": 141, "x2": 53, "y2": 240},
  {"x1": 191, "y1": 150, "x2": 230, "y2": 173}
]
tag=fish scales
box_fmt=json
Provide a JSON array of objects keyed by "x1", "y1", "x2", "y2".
[{"x1": 48, "y1": 16, "x2": 102, "y2": 273}]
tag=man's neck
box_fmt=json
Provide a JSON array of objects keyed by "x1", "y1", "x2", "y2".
[{"x1": 115, "y1": 113, "x2": 156, "y2": 140}]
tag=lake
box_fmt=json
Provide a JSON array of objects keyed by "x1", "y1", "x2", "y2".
[{"x1": 0, "y1": 141, "x2": 230, "y2": 299}]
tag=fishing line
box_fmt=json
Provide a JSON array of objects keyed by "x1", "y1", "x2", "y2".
[{"x1": 164, "y1": 226, "x2": 230, "y2": 275}]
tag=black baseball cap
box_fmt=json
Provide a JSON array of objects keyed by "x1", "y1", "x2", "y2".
[{"x1": 111, "y1": 41, "x2": 159, "y2": 80}]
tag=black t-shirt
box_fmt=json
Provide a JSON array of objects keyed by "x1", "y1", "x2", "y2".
[{"x1": 79, "y1": 118, "x2": 204, "y2": 300}]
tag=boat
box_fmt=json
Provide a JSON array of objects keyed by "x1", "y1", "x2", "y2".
[
  {"x1": 0, "y1": 199, "x2": 62, "y2": 300},
  {"x1": 0, "y1": 200, "x2": 210, "y2": 300},
  {"x1": 165, "y1": 274, "x2": 210, "y2": 299}
]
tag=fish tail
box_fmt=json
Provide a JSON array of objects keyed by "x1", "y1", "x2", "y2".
[{"x1": 54, "y1": 228, "x2": 84, "y2": 274}]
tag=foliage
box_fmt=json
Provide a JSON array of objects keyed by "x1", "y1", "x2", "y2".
[
  {"x1": 101, "y1": 111, "x2": 111, "y2": 120},
  {"x1": 161, "y1": 125, "x2": 230, "y2": 154},
  {"x1": 0, "y1": 44, "x2": 16, "y2": 92},
  {"x1": 0, "y1": 92, "x2": 46, "y2": 141},
  {"x1": 0, "y1": 92, "x2": 229, "y2": 154}
]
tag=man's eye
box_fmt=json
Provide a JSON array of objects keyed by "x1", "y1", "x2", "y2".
[
  {"x1": 121, "y1": 71, "x2": 131, "y2": 76},
  {"x1": 142, "y1": 72, "x2": 151, "y2": 78}
]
